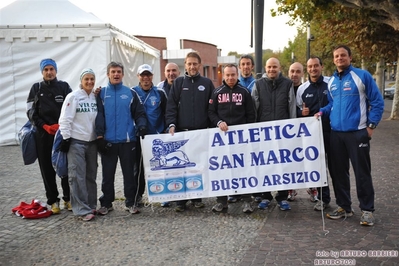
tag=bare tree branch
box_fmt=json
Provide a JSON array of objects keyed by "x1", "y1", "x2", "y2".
[{"x1": 333, "y1": 0, "x2": 399, "y2": 30}]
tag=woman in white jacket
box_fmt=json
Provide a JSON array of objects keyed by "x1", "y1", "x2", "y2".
[{"x1": 58, "y1": 68, "x2": 98, "y2": 221}]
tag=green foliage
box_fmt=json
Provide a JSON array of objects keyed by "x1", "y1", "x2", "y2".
[
  {"x1": 273, "y1": 0, "x2": 399, "y2": 75},
  {"x1": 227, "y1": 1, "x2": 399, "y2": 77},
  {"x1": 227, "y1": 51, "x2": 240, "y2": 57}
]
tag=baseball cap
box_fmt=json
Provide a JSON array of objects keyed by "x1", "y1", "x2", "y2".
[{"x1": 137, "y1": 64, "x2": 153, "y2": 75}]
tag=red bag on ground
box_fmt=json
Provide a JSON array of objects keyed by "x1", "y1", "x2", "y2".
[{"x1": 12, "y1": 199, "x2": 52, "y2": 219}]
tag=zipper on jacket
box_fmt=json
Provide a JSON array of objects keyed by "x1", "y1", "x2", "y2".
[
  {"x1": 114, "y1": 84, "x2": 117, "y2": 140},
  {"x1": 337, "y1": 78, "x2": 342, "y2": 131},
  {"x1": 229, "y1": 87, "x2": 233, "y2": 125},
  {"x1": 272, "y1": 80, "x2": 277, "y2": 120}
]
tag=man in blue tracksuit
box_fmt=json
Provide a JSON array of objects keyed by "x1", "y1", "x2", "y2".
[
  {"x1": 96, "y1": 62, "x2": 147, "y2": 215},
  {"x1": 238, "y1": 54, "x2": 256, "y2": 93},
  {"x1": 297, "y1": 56, "x2": 331, "y2": 211},
  {"x1": 318, "y1": 45, "x2": 384, "y2": 226},
  {"x1": 132, "y1": 64, "x2": 168, "y2": 204}
]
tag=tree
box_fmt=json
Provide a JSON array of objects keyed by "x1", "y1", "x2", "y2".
[
  {"x1": 227, "y1": 51, "x2": 240, "y2": 57},
  {"x1": 273, "y1": 0, "x2": 399, "y2": 119},
  {"x1": 333, "y1": 1, "x2": 399, "y2": 119},
  {"x1": 333, "y1": 0, "x2": 399, "y2": 30}
]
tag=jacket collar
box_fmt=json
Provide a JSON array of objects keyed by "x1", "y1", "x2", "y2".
[
  {"x1": 310, "y1": 75, "x2": 324, "y2": 84},
  {"x1": 222, "y1": 80, "x2": 239, "y2": 89},
  {"x1": 42, "y1": 78, "x2": 58, "y2": 86},
  {"x1": 335, "y1": 65, "x2": 353, "y2": 78},
  {"x1": 184, "y1": 71, "x2": 201, "y2": 81},
  {"x1": 107, "y1": 81, "x2": 124, "y2": 89}
]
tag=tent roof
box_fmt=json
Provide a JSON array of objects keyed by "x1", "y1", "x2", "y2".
[
  {"x1": 0, "y1": 0, "x2": 160, "y2": 57},
  {"x1": 0, "y1": 0, "x2": 105, "y2": 27}
]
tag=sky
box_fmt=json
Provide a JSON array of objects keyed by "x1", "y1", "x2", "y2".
[{"x1": 0, "y1": 0, "x2": 299, "y2": 56}]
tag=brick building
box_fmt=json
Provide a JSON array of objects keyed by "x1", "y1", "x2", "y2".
[{"x1": 136, "y1": 36, "x2": 237, "y2": 87}]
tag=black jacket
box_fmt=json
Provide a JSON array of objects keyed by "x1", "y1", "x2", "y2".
[
  {"x1": 296, "y1": 75, "x2": 330, "y2": 132},
  {"x1": 27, "y1": 78, "x2": 72, "y2": 128},
  {"x1": 208, "y1": 81, "x2": 255, "y2": 127},
  {"x1": 252, "y1": 73, "x2": 296, "y2": 122},
  {"x1": 165, "y1": 72, "x2": 214, "y2": 131}
]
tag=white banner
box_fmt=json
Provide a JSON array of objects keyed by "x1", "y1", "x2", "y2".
[{"x1": 141, "y1": 117, "x2": 327, "y2": 203}]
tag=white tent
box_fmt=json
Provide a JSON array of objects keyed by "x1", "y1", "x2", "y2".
[{"x1": 0, "y1": 0, "x2": 161, "y2": 146}]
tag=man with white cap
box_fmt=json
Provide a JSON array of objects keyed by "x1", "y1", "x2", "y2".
[
  {"x1": 26, "y1": 58, "x2": 72, "y2": 214},
  {"x1": 132, "y1": 64, "x2": 168, "y2": 205}
]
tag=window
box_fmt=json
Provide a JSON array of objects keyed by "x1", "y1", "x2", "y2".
[
  {"x1": 212, "y1": 67, "x2": 217, "y2": 80},
  {"x1": 203, "y1": 66, "x2": 208, "y2": 78}
]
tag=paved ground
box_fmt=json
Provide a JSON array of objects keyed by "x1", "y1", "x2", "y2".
[{"x1": 0, "y1": 99, "x2": 398, "y2": 266}]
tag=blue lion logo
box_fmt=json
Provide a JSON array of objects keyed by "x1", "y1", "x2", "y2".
[{"x1": 150, "y1": 139, "x2": 196, "y2": 170}]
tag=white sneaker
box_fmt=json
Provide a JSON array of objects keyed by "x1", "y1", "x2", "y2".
[
  {"x1": 314, "y1": 201, "x2": 329, "y2": 211},
  {"x1": 242, "y1": 202, "x2": 253, "y2": 213},
  {"x1": 360, "y1": 211, "x2": 375, "y2": 226},
  {"x1": 287, "y1": 190, "x2": 297, "y2": 201},
  {"x1": 125, "y1": 206, "x2": 140, "y2": 214}
]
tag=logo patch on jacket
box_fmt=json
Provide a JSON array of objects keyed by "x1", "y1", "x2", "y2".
[
  {"x1": 198, "y1": 85, "x2": 205, "y2": 91},
  {"x1": 150, "y1": 96, "x2": 158, "y2": 106},
  {"x1": 343, "y1": 81, "x2": 352, "y2": 91},
  {"x1": 218, "y1": 93, "x2": 243, "y2": 103},
  {"x1": 54, "y1": 95, "x2": 64, "y2": 103}
]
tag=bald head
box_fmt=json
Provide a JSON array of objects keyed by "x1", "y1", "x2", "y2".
[
  {"x1": 266, "y1": 57, "x2": 280, "y2": 67},
  {"x1": 265, "y1": 57, "x2": 281, "y2": 79},
  {"x1": 164, "y1": 62, "x2": 180, "y2": 84},
  {"x1": 166, "y1": 62, "x2": 178, "y2": 70},
  {"x1": 289, "y1": 62, "x2": 304, "y2": 86}
]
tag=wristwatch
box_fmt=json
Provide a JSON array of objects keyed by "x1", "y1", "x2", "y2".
[{"x1": 368, "y1": 123, "x2": 376, "y2": 129}]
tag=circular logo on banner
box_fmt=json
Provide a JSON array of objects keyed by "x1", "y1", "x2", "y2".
[
  {"x1": 168, "y1": 181, "x2": 184, "y2": 192},
  {"x1": 149, "y1": 183, "x2": 164, "y2": 193},
  {"x1": 186, "y1": 179, "x2": 202, "y2": 189}
]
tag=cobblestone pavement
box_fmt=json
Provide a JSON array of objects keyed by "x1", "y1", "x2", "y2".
[
  {"x1": 0, "y1": 100, "x2": 398, "y2": 266},
  {"x1": 240, "y1": 100, "x2": 399, "y2": 266}
]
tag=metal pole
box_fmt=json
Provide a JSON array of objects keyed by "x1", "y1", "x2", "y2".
[
  {"x1": 306, "y1": 24, "x2": 310, "y2": 61},
  {"x1": 250, "y1": 0, "x2": 253, "y2": 48},
  {"x1": 254, "y1": 0, "x2": 264, "y2": 78}
]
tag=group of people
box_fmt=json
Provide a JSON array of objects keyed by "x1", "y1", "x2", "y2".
[{"x1": 26, "y1": 44, "x2": 383, "y2": 226}]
